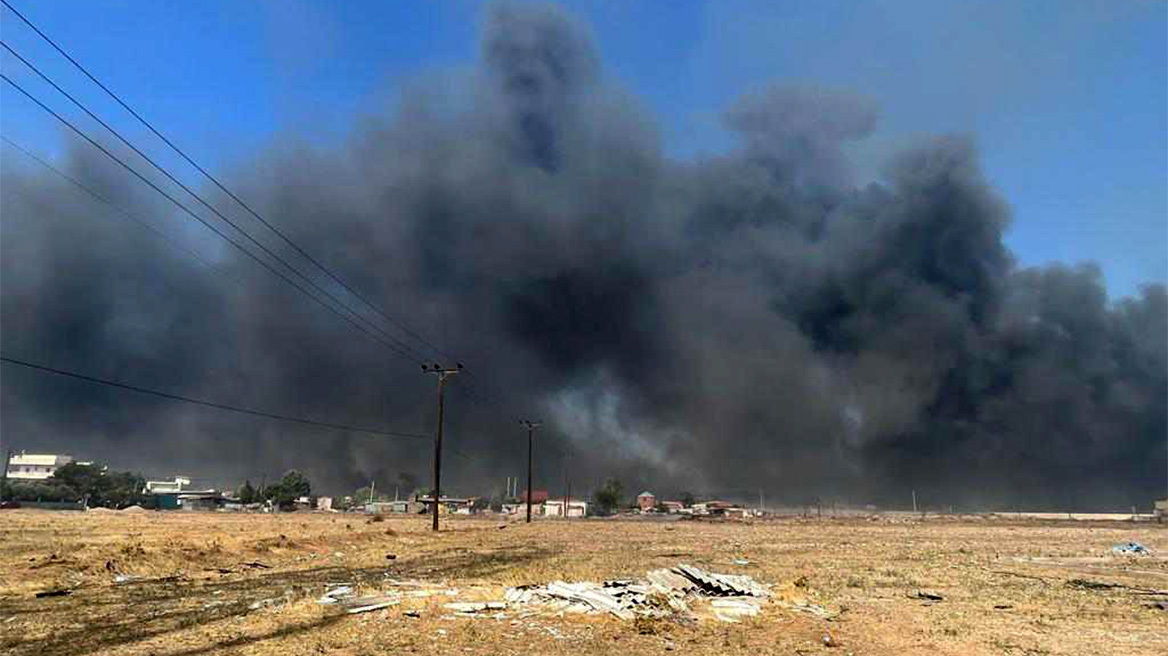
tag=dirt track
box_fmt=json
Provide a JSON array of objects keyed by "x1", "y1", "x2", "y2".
[{"x1": 1, "y1": 510, "x2": 1165, "y2": 655}]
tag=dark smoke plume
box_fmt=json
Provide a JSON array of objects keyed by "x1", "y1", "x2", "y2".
[{"x1": 2, "y1": 2, "x2": 1164, "y2": 509}]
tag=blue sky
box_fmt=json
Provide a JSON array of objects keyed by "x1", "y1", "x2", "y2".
[{"x1": 2, "y1": 0, "x2": 1164, "y2": 298}]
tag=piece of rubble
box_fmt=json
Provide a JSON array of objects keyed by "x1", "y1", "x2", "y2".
[
  {"x1": 248, "y1": 597, "x2": 282, "y2": 610},
  {"x1": 910, "y1": 590, "x2": 944, "y2": 602},
  {"x1": 346, "y1": 598, "x2": 399, "y2": 614},
  {"x1": 443, "y1": 602, "x2": 507, "y2": 613},
  {"x1": 710, "y1": 598, "x2": 761, "y2": 622},
  {"x1": 674, "y1": 564, "x2": 771, "y2": 597},
  {"x1": 317, "y1": 586, "x2": 354, "y2": 604}
]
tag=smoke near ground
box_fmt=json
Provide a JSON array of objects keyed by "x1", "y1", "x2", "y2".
[{"x1": 2, "y1": 2, "x2": 1164, "y2": 509}]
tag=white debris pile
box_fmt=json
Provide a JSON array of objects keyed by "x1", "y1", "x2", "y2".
[
  {"x1": 317, "y1": 585, "x2": 401, "y2": 614},
  {"x1": 505, "y1": 564, "x2": 771, "y2": 623},
  {"x1": 313, "y1": 578, "x2": 480, "y2": 615}
]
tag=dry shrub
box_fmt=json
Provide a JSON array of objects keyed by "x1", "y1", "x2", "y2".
[{"x1": 633, "y1": 615, "x2": 668, "y2": 635}]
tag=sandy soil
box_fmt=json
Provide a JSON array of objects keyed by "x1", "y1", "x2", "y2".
[{"x1": 1, "y1": 509, "x2": 1165, "y2": 655}]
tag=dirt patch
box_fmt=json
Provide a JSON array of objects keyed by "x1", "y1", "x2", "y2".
[{"x1": 0, "y1": 510, "x2": 1164, "y2": 655}]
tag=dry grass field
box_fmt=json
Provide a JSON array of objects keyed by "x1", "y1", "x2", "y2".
[{"x1": 1, "y1": 509, "x2": 1165, "y2": 655}]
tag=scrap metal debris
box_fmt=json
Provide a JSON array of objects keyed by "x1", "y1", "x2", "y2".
[
  {"x1": 316, "y1": 585, "x2": 401, "y2": 614},
  {"x1": 505, "y1": 564, "x2": 772, "y2": 623},
  {"x1": 1111, "y1": 542, "x2": 1152, "y2": 556}
]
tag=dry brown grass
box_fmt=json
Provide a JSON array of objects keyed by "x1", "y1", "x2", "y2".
[{"x1": 0, "y1": 509, "x2": 1165, "y2": 655}]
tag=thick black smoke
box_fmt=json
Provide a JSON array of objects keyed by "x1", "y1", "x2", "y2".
[{"x1": 2, "y1": 2, "x2": 1164, "y2": 509}]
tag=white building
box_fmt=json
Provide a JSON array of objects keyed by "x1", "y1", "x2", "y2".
[
  {"x1": 5, "y1": 452, "x2": 77, "y2": 481},
  {"x1": 543, "y1": 499, "x2": 588, "y2": 518},
  {"x1": 144, "y1": 477, "x2": 191, "y2": 493}
]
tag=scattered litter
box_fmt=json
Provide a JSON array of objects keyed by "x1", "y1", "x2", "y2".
[
  {"x1": 1066, "y1": 578, "x2": 1168, "y2": 596},
  {"x1": 385, "y1": 554, "x2": 397, "y2": 560},
  {"x1": 317, "y1": 586, "x2": 354, "y2": 604},
  {"x1": 1067, "y1": 579, "x2": 1119, "y2": 591},
  {"x1": 34, "y1": 588, "x2": 72, "y2": 598},
  {"x1": 994, "y1": 604, "x2": 1013, "y2": 610},
  {"x1": 316, "y1": 584, "x2": 400, "y2": 613},
  {"x1": 823, "y1": 634, "x2": 836, "y2": 648},
  {"x1": 248, "y1": 597, "x2": 282, "y2": 610},
  {"x1": 243, "y1": 561, "x2": 271, "y2": 569},
  {"x1": 732, "y1": 559, "x2": 750, "y2": 566},
  {"x1": 910, "y1": 590, "x2": 944, "y2": 602},
  {"x1": 443, "y1": 602, "x2": 506, "y2": 613},
  {"x1": 403, "y1": 609, "x2": 421, "y2": 618},
  {"x1": 346, "y1": 599, "x2": 399, "y2": 614},
  {"x1": 113, "y1": 574, "x2": 138, "y2": 584},
  {"x1": 1112, "y1": 542, "x2": 1152, "y2": 556},
  {"x1": 1146, "y1": 601, "x2": 1168, "y2": 611}
]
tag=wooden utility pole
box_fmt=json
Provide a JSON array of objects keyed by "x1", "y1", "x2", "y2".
[
  {"x1": 424, "y1": 363, "x2": 462, "y2": 531},
  {"x1": 0, "y1": 447, "x2": 13, "y2": 503},
  {"x1": 520, "y1": 419, "x2": 541, "y2": 523}
]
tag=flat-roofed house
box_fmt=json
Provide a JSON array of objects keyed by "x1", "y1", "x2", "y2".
[
  {"x1": 543, "y1": 499, "x2": 588, "y2": 518},
  {"x1": 5, "y1": 452, "x2": 76, "y2": 481}
]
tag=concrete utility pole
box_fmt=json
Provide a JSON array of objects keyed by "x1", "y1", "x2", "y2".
[
  {"x1": 424, "y1": 363, "x2": 462, "y2": 531},
  {"x1": 520, "y1": 419, "x2": 541, "y2": 523}
]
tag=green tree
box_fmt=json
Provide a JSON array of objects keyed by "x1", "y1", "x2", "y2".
[
  {"x1": 679, "y1": 491, "x2": 696, "y2": 507},
  {"x1": 265, "y1": 470, "x2": 311, "y2": 509},
  {"x1": 237, "y1": 480, "x2": 257, "y2": 504},
  {"x1": 49, "y1": 463, "x2": 145, "y2": 508},
  {"x1": 592, "y1": 478, "x2": 623, "y2": 515}
]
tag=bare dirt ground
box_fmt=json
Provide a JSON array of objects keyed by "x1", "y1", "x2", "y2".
[{"x1": 1, "y1": 509, "x2": 1165, "y2": 655}]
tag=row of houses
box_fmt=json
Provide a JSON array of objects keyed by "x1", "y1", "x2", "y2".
[
  {"x1": 363, "y1": 492, "x2": 589, "y2": 518},
  {"x1": 636, "y1": 491, "x2": 750, "y2": 518},
  {"x1": 2, "y1": 456, "x2": 729, "y2": 518}
]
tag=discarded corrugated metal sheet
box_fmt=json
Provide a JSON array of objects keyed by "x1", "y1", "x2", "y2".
[{"x1": 503, "y1": 564, "x2": 771, "y2": 622}]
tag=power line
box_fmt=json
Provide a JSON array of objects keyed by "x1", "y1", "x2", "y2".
[
  {"x1": 0, "y1": 355, "x2": 430, "y2": 439},
  {"x1": 0, "y1": 134, "x2": 225, "y2": 277},
  {"x1": 0, "y1": 4, "x2": 509, "y2": 406},
  {"x1": 0, "y1": 42, "x2": 431, "y2": 367},
  {"x1": 0, "y1": 3, "x2": 511, "y2": 403},
  {"x1": 0, "y1": 1, "x2": 458, "y2": 364},
  {"x1": 0, "y1": 74, "x2": 422, "y2": 365}
]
